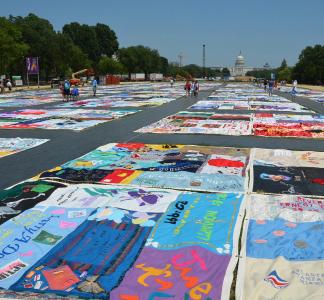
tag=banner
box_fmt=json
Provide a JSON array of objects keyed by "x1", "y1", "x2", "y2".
[{"x1": 26, "y1": 57, "x2": 39, "y2": 75}]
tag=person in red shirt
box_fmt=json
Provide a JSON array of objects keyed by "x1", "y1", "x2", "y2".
[{"x1": 184, "y1": 80, "x2": 191, "y2": 97}]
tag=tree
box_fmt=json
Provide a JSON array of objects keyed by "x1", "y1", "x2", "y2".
[
  {"x1": 55, "y1": 33, "x2": 91, "y2": 77},
  {"x1": 279, "y1": 58, "x2": 288, "y2": 70},
  {"x1": 159, "y1": 56, "x2": 169, "y2": 75},
  {"x1": 63, "y1": 22, "x2": 119, "y2": 64},
  {"x1": 292, "y1": 44, "x2": 324, "y2": 84},
  {"x1": 183, "y1": 64, "x2": 202, "y2": 78},
  {"x1": 180, "y1": 64, "x2": 222, "y2": 78},
  {"x1": 11, "y1": 13, "x2": 60, "y2": 79},
  {"x1": 246, "y1": 69, "x2": 277, "y2": 80},
  {"x1": 0, "y1": 17, "x2": 28, "y2": 74},
  {"x1": 221, "y1": 67, "x2": 231, "y2": 77},
  {"x1": 94, "y1": 23, "x2": 118, "y2": 57},
  {"x1": 278, "y1": 67, "x2": 292, "y2": 82},
  {"x1": 1, "y1": 14, "x2": 122, "y2": 79},
  {"x1": 206, "y1": 68, "x2": 222, "y2": 78},
  {"x1": 118, "y1": 45, "x2": 165, "y2": 77},
  {"x1": 97, "y1": 56, "x2": 125, "y2": 75},
  {"x1": 63, "y1": 22, "x2": 100, "y2": 63}
]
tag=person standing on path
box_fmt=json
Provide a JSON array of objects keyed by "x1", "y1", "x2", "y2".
[
  {"x1": 193, "y1": 81, "x2": 199, "y2": 97},
  {"x1": 263, "y1": 79, "x2": 268, "y2": 92},
  {"x1": 170, "y1": 78, "x2": 174, "y2": 88},
  {"x1": 190, "y1": 81, "x2": 196, "y2": 97},
  {"x1": 184, "y1": 80, "x2": 191, "y2": 97},
  {"x1": 92, "y1": 78, "x2": 98, "y2": 96},
  {"x1": 292, "y1": 80, "x2": 298, "y2": 92},
  {"x1": 291, "y1": 79, "x2": 298, "y2": 99},
  {"x1": 63, "y1": 80, "x2": 71, "y2": 101},
  {"x1": 6, "y1": 80, "x2": 12, "y2": 92},
  {"x1": 268, "y1": 80, "x2": 274, "y2": 96}
]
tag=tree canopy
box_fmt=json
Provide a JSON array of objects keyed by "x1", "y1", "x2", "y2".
[
  {"x1": 97, "y1": 56, "x2": 125, "y2": 75},
  {"x1": 1, "y1": 13, "x2": 323, "y2": 84},
  {"x1": 0, "y1": 14, "x2": 119, "y2": 79},
  {"x1": 292, "y1": 45, "x2": 324, "y2": 84},
  {"x1": 0, "y1": 17, "x2": 29, "y2": 75}
]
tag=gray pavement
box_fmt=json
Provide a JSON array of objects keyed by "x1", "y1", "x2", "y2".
[{"x1": 0, "y1": 86, "x2": 323, "y2": 190}]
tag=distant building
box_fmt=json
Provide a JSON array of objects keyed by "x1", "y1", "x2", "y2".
[
  {"x1": 229, "y1": 52, "x2": 255, "y2": 77},
  {"x1": 210, "y1": 53, "x2": 271, "y2": 77}
]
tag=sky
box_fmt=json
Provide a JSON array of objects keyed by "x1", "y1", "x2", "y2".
[{"x1": 2, "y1": 0, "x2": 324, "y2": 68}]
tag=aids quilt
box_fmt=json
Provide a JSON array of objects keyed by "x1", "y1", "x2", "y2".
[
  {"x1": 251, "y1": 148, "x2": 324, "y2": 196},
  {"x1": 136, "y1": 112, "x2": 324, "y2": 138},
  {"x1": 0, "y1": 90, "x2": 62, "y2": 107},
  {"x1": 37, "y1": 143, "x2": 250, "y2": 193},
  {"x1": 0, "y1": 138, "x2": 49, "y2": 158},
  {"x1": 237, "y1": 193, "x2": 324, "y2": 300},
  {"x1": 0, "y1": 83, "x2": 183, "y2": 108},
  {"x1": 252, "y1": 113, "x2": 324, "y2": 138},
  {"x1": 237, "y1": 148, "x2": 324, "y2": 300},
  {"x1": 52, "y1": 82, "x2": 217, "y2": 109},
  {"x1": 0, "y1": 181, "x2": 245, "y2": 299},
  {"x1": 0, "y1": 143, "x2": 324, "y2": 299},
  {"x1": 136, "y1": 112, "x2": 253, "y2": 136},
  {"x1": 202, "y1": 84, "x2": 313, "y2": 112},
  {"x1": 190, "y1": 100, "x2": 311, "y2": 112},
  {"x1": 0, "y1": 109, "x2": 139, "y2": 131}
]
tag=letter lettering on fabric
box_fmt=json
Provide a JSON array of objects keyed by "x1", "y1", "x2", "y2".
[
  {"x1": 189, "y1": 282, "x2": 212, "y2": 299},
  {"x1": 119, "y1": 295, "x2": 139, "y2": 300},
  {"x1": 171, "y1": 250, "x2": 207, "y2": 271},
  {"x1": 136, "y1": 264, "x2": 172, "y2": 287}
]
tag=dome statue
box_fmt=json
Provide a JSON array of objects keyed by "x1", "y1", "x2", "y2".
[{"x1": 235, "y1": 51, "x2": 245, "y2": 67}]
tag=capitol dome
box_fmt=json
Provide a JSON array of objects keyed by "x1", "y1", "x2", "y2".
[{"x1": 235, "y1": 53, "x2": 245, "y2": 66}]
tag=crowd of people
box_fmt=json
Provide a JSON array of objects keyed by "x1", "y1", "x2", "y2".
[
  {"x1": 184, "y1": 80, "x2": 200, "y2": 97},
  {"x1": 261, "y1": 79, "x2": 298, "y2": 97},
  {"x1": 59, "y1": 78, "x2": 98, "y2": 101}
]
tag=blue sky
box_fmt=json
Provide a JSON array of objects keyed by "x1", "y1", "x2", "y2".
[{"x1": 2, "y1": 0, "x2": 324, "y2": 68}]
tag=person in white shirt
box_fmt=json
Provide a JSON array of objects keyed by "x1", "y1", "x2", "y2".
[
  {"x1": 6, "y1": 80, "x2": 12, "y2": 91},
  {"x1": 291, "y1": 79, "x2": 298, "y2": 99},
  {"x1": 92, "y1": 78, "x2": 98, "y2": 96}
]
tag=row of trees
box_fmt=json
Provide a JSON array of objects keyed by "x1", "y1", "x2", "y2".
[
  {"x1": 167, "y1": 64, "x2": 230, "y2": 79},
  {"x1": 1, "y1": 13, "x2": 323, "y2": 83},
  {"x1": 0, "y1": 14, "x2": 171, "y2": 80},
  {"x1": 292, "y1": 45, "x2": 324, "y2": 85},
  {"x1": 247, "y1": 44, "x2": 324, "y2": 85},
  {"x1": 246, "y1": 59, "x2": 292, "y2": 82},
  {"x1": 0, "y1": 11, "x2": 233, "y2": 82}
]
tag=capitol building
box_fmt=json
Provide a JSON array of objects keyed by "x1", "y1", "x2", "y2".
[{"x1": 229, "y1": 52, "x2": 269, "y2": 77}]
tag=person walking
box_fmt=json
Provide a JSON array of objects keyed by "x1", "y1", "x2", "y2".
[
  {"x1": 268, "y1": 80, "x2": 274, "y2": 96},
  {"x1": 292, "y1": 79, "x2": 298, "y2": 92},
  {"x1": 291, "y1": 79, "x2": 298, "y2": 99},
  {"x1": 6, "y1": 80, "x2": 12, "y2": 92},
  {"x1": 190, "y1": 81, "x2": 196, "y2": 97},
  {"x1": 71, "y1": 86, "x2": 80, "y2": 101},
  {"x1": 263, "y1": 79, "x2": 268, "y2": 92},
  {"x1": 193, "y1": 81, "x2": 199, "y2": 97},
  {"x1": 92, "y1": 78, "x2": 98, "y2": 96},
  {"x1": 63, "y1": 80, "x2": 71, "y2": 101},
  {"x1": 184, "y1": 80, "x2": 191, "y2": 97},
  {"x1": 170, "y1": 78, "x2": 174, "y2": 88}
]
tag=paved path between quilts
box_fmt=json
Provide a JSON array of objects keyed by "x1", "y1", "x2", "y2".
[{"x1": 0, "y1": 87, "x2": 324, "y2": 189}]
